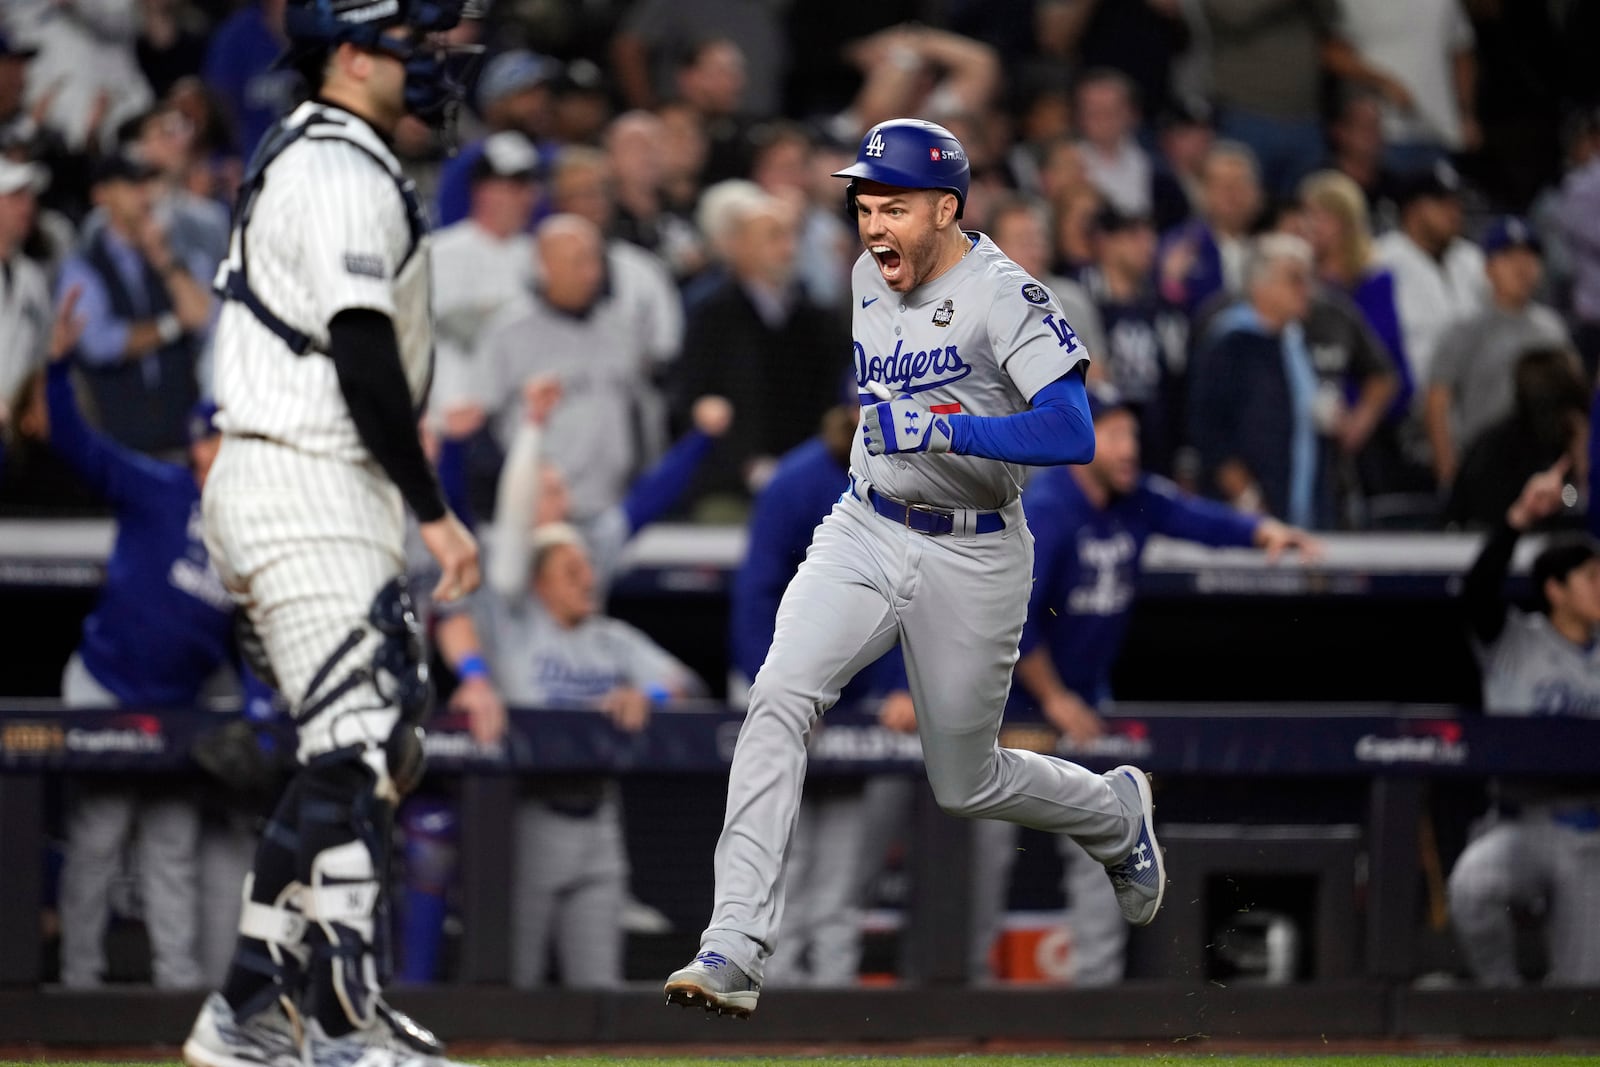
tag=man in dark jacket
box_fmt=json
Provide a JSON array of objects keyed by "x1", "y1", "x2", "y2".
[
  {"x1": 673, "y1": 190, "x2": 850, "y2": 519},
  {"x1": 1188, "y1": 232, "x2": 1321, "y2": 526}
]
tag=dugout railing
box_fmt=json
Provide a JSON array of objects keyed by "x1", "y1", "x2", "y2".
[{"x1": 0, "y1": 703, "x2": 1598, "y2": 1045}]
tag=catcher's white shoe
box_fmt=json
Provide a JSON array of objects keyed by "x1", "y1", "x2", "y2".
[{"x1": 182, "y1": 992, "x2": 304, "y2": 1067}]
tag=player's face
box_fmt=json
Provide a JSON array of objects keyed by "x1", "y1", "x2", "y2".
[
  {"x1": 1090, "y1": 409, "x2": 1140, "y2": 495},
  {"x1": 534, "y1": 542, "x2": 597, "y2": 624},
  {"x1": 854, "y1": 180, "x2": 956, "y2": 293},
  {"x1": 1552, "y1": 559, "x2": 1600, "y2": 628}
]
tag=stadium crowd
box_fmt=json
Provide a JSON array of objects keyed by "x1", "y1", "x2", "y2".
[{"x1": 1, "y1": 0, "x2": 1598, "y2": 997}]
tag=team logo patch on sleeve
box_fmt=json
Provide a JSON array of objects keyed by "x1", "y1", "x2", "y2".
[
  {"x1": 1021, "y1": 283, "x2": 1050, "y2": 306},
  {"x1": 343, "y1": 252, "x2": 386, "y2": 279}
]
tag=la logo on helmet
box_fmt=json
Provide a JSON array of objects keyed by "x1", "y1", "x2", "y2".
[{"x1": 865, "y1": 130, "x2": 887, "y2": 158}]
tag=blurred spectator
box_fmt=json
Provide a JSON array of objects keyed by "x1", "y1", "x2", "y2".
[
  {"x1": 1326, "y1": 0, "x2": 1481, "y2": 174},
  {"x1": 749, "y1": 120, "x2": 854, "y2": 310},
  {"x1": 1267, "y1": 201, "x2": 1400, "y2": 528},
  {"x1": 1051, "y1": 184, "x2": 1103, "y2": 279},
  {"x1": 654, "y1": 98, "x2": 709, "y2": 217},
  {"x1": 1157, "y1": 140, "x2": 1263, "y2": 316},
  {"x1": 1299, "y1": 169, "x2": 1433, "y2": 522},
  {"x1": 1559, "y1": 109, "x2": 1600, "y2": 380},
  {"x1": 606, "y1": 110, "x2": 703, "y2": 278},
  {"x1": 0, "y1": 157, "x2": 51, "y2": 405},
  {"x1": 1301, "y1": 169, "x2": 1411, "y2": 406},
  {"x1": 1029, "y1": 0, "x2": 1189, "y2": 124},
  {"x1": 1450, "y1": 461, "x2": 1600, "y2": 986},
  {"x1": 1080, "y1": 206, "x2": 1187, "y2": 478},
  {"x1": 1199, "y1": 0, "x2": 1335, "y2": 197},
  {"x1": 136, "y1": 0, "x2": 208, "y2": 99},
  {"x1": 1189, "y1": 233, "x2": 1322, "y2": 525},
  {"x1": 1376, "y1": 162, "x2": 1486, "y2": 405},
  {"x1": 729, "y1": 405, "x2": 912, "y2": 987},
  {"x1": 114, "y1": 103, "x2": 230, "y2": 384},
  {"x1": 434, "y1": 49, "x2": 559, "y2": 227},
  {"x1": 1154, "y1": 103, "x2": 1215, "y2": 226},
  {"x1": 673, "y1": 190, "x2": 848, "y2": 519},
  {"x1": 1461, "y1": 0, "x2": 1565, "y2": 215},
  {"x1": 163, "y1": 77, "x2": 241, "y2": 205},
  {"x1": 46, "y1": 288, "x2": 231, "y2": 991},
  {"x1": 489, "y1": 380, "x2": 729, "y2": 600},
  {"x1": 612, "y1": 1, "x2": 785, "y2": 119},
  {"x1": 1074, "y1": 68, "x2": 1186, "y2": 226},
  {"x1": 1327, "y1": 89, "x2": 1404, "y2": 228},
  {"x1": 57, "y1": 151, "x2": 211, "y2": 456},
  {"x1": 975, "y1": 388, "x2": 1317, "y2": 985},
  {"x1": 468, "y1": 214, "x2": 652, "y2": 523},
  {"x1": 7, "y1": 0, "x2": 154, "y2": 151},
  {"x1": 475, "y1": 523, "x2": 705, "y2": 988},
  {"x1": 937, "y1": 109, "x2": 1019, "y2": 233},
  {"x1": 665, "y1": 37, "x2": 756, "y2": 187},
  {"x1": 429, "y1": 131, "x2": 540, "y2": 419},
  {"x1": 831, "y1": 24, "x2": 999, "y2": 146},
  {"x1": 548, "y1": 145, "x2": 683, "y2": 373},
  {"x1": 1426, "y1": 218, "x2": 1571, "y2": 490},
  {"x1": 551, "y1": 59, "x2": 613, "y2": 147},
  {"x1": 0, "y1": 30, "x2": 36, "y2": 147},
  {"x1": 200, "y1": 0, "x2": 291, "y2": 160},
  {"x1": 988, "y1": 193, "x2": 1107, "y2": 365},
  {"x1": 1445, "y1": 346, "x2": 1588, "y2": 531}
]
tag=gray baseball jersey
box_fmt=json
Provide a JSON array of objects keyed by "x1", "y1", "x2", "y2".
[
  {"x1": 848, "y1": 234, "x2": 1090, "y2": 510},
  {"x1": 1475, "y1": 608, "x2": 1600, "y2": 718},
  {"x1": 478, "y1": 593, "x2": 701, "y2": 706},
  {"x1": 694, "y1": 231, "x2": 1139, "y2": 985}
]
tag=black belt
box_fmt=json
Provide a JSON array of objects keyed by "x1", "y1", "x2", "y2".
[{"x1": 867, "y1": 488, "x2": 1005, "y2": 535}]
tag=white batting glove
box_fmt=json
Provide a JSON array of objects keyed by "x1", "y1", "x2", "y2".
[{"x1": 862, "y1": 393, "x2": 954, "y2": 456}]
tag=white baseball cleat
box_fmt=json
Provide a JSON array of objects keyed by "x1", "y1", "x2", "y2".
[
  {"x1": 303, "y1": 1016, "x2": 475, "y2": 1067},
  {"x1": 1103, "y1": 764, "x2": 1167, "y2": 926},
  {"x1": 664, "y1": 949, "x2": 761, "y2": 1018},
  {"x1": 182, "y1": 992, "x2": 304, "y2": 1067}
]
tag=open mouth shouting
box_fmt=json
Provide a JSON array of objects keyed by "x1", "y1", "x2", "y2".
[{"x1": 871, "y1": 243, "x2": 905, "y2": 286}]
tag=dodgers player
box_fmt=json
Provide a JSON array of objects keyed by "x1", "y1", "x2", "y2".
[
  {"x1": 182, "y1": 2, "x2": 482, "y2": 1066},
  {"x1": 665, "y1": 119, "x2": 1165, "y2": 1017}
]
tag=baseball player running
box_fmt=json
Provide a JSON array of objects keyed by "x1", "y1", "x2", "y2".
[
  {"x1": 665, "y1": 119, "x2": 1165, "y2": 1017},
  {"x1": 181, "y1": 2, "x2": 482, "y2": 1066}
]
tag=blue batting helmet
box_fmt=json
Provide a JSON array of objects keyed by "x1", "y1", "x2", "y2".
[
  {"x1": 832, "y1": 118, "x2": 969, "y2": 219},
  {"x1": 281, "y1": 0, "x2": 487, "y2": 123}
]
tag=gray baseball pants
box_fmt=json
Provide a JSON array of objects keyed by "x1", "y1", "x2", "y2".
[
  {"x1": 700, "y1": 492, "x2": 1137, "y2": 981},
  {"x1": 57, "y1": 654, "x2": 203, "y2": 989}
]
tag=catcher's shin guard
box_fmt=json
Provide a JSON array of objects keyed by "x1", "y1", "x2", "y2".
[{"x1": 222, "y1": 779, "x2": 309, "y2": 1022}]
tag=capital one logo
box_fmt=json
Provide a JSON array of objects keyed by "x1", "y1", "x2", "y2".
[{"x1": 865, "y1": 130, "x2": 887, "y2": 158}]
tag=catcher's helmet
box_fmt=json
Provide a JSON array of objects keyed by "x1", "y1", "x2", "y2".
[
  {"x1": 281, "y1": 0, "x2": 487, "y2": 123},
  {"x1": 832, "y1": 118, "x2": 969, "y2": 219}
]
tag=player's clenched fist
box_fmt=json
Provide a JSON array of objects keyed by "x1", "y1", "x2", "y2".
[{"x1": 862, "y1": 394, "x2": 954, "y2": 456}]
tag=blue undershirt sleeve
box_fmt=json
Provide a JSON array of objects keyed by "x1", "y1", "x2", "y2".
[{"x1": 946, "y1": 369, "x2": 1094, "y2": 466}]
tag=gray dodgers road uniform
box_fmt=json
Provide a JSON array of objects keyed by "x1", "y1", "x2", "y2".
[
  {"x1": 698, "y1": 233, "x2": 1137, "y2": 978},
  {"x1": 479, "y1": 591, "x2": 703, "y2": 987},
  {"x1": 1450, "y1": 606, "x2": 1600, "y2": 984}
]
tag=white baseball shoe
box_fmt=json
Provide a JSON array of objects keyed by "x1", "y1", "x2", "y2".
[
  {"x1": 1103, "y1": 764, "x2": 1167, "y2": 926},
  {"x1": 303, "y1": 1016, "x2": 474, "y2": 1067},
  {"x1": 182, "y1": 992, "x2": 304, "y2": 1067},
  {"x1": 664, "y1": 949, "x2": 760, "y2": 1017}
]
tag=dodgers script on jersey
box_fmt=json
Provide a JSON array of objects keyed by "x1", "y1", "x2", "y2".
[
  {"x1": 849, "y1": 233, "x2": 1090, "y2": 510},
  {"x1": 212, "y1": 101, "x2": 434, "y2": 458}
]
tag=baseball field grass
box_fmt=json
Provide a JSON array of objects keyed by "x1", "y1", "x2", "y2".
[{"x1": 7, "y1": 1057, "x2": 1600, "y2": 1066}]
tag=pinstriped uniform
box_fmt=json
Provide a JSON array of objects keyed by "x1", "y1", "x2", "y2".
[{"x1": 202, "y1": 100, "x2": 434, "y2": 760}]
